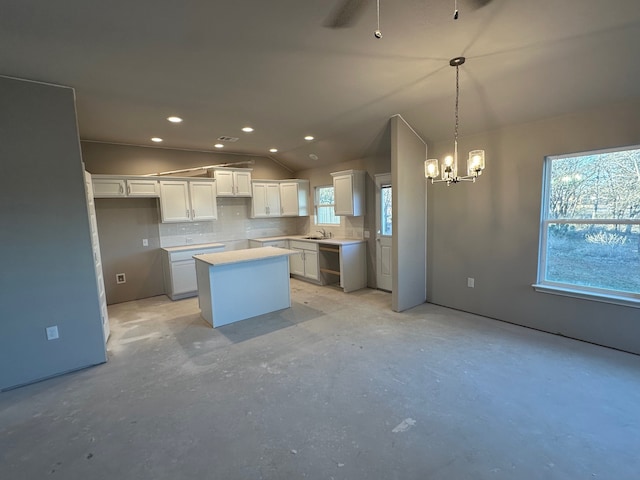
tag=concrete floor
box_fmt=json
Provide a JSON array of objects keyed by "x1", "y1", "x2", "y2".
[{"x1": 1, "y1": 279, "x2": 639, "y2": 479}]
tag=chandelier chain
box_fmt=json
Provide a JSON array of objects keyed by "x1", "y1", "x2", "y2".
[{"x1": 454, "y1": 63, "x2": 460, "y2": 163}]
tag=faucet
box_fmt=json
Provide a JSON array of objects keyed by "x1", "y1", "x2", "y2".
[{"x1": 317, "y1": 228, "x2": 327, "y2": 239}]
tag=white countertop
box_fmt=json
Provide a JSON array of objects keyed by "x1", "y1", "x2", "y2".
[
  {"x1": 194, "y1": 246, "x2": 296, "y2": 266},
  {"x1": 251, "y1": 235, "x2": 366, "y2": 246},
  {"x1": 161, "y1": 242, "x2": 225, "y2": 253}
]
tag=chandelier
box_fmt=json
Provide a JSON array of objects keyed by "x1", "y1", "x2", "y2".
[{"x1": 425, "y1": 57, "x2": 485, "y2": 185}]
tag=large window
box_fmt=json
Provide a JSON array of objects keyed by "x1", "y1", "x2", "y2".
[
  {"x1": 536, "y1": 145, "x2": 640, "y2": 306},
  {"x1": 315, "y1": 185, "x2": 341, "y2": 225}
]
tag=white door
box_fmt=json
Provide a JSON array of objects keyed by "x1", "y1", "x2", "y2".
[
  {"x1": 189, "y1": 181, "x2": 217, "y2": 220},
  {"x1": 214, "y1": 170, "x2": 235, "y2": 196},
  {"x1": 159, "y1": 181, "x2": 191, "y2": 222},
  {"x1": 265, "y1": 183, "x2": 281, "y2": 216},
  {"x1": 252, "y1": 183, "x2": 268, "y2": 217},
  {"x1": 304, "y1": 250, "x2": 319, "y2": 280},
  {"x1": 171, "y1": 260, "x2": 198, "y2": 295},
  {"x1": 280, "y1": 182, "x2": 299, "y2": 216},
  {"x1": 376, "y1": 173, "x2": 393, "y2": 291},
  {"x1": 234, "y1": 171, "x2": 252, "y2": 196},
  {"x1": 333, "y1": 174, "x2": 354, "y2": 216},
  {"x1": 289, "y1": 249, "x2": 305, "y2": 276}
]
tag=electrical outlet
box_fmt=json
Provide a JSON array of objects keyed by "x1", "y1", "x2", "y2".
[
  {"x1": 116, "y1": 273, "x2": 126, "y2": 284},
  {"x1": 142, "y1": 238, "x2": 149, "y2": 247},
  {"x1": 186, "y1": 237, "x2": 194, "y2": 244},
  {"x1": 364, "y1": 230, "x2": 370, "y2": 239},
  {"x1": 46, "y1": 325, "x2": 59, "y2": 340},
  {"x1": 467, "y1": 277, "x2": 475, "y2": 288}
]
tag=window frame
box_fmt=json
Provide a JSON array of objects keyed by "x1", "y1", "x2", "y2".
[
  {"x1": 314, "y1": 185, "x2": 341, "y2": 226},
  {"x1": 534, "y1": 145, "x2": 640, "y2": 308}
]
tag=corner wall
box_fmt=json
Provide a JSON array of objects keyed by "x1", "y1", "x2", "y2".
[
  {"x1": 427, "y1": 101, "x2": 640, "y2": 354},
  {"x1": 0, "y1": 76, "x2": 107, "y2": 390}
]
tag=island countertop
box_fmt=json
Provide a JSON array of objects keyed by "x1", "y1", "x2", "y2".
[{"x1": 193, "y1": 246, "x2": 296, "y2": 267}]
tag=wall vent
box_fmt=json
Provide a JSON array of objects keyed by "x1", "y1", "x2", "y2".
[{"x1": 217, "y1": 136, "x2": 239, "y2": 142}]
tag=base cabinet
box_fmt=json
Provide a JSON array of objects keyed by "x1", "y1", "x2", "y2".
[
  {"x1": 162, "y1": 244, "x2": 225, "y2": 300},
  {"x1": 288, "y1": 240, "x2": 319, "y2": 281}
]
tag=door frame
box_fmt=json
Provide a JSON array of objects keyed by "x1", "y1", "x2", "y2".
[{"x1": 375, "y1": 173, "x2": 393, "y2": 291}]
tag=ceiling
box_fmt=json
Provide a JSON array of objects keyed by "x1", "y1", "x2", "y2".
[{"x1": 2, "y1": 0, "x2": 640, "y2": 171}]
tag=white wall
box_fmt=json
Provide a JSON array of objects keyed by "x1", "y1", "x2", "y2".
[
  {"x1": 427, "y1": 101, "x2": 640, "y2": 354},
  {"x1": 0, "y1": 76, "x2": 107, "y2": 390}
]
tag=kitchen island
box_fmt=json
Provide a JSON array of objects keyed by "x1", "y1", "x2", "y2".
[{"x1": 193, "y1": 246, "x2": 296, "y2": 328}]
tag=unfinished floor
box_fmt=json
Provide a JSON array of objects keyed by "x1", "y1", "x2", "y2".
[{"x1": 1, "y1": 279, "x2": 639, "y2": 479}]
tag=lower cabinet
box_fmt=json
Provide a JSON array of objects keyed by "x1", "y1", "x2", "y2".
[
  {"x1": 288, "y1": 240, "x2": 319, "y2": 281},
  {"x1": 162, "y1": 244, "x2": 225, "y2": 300}
]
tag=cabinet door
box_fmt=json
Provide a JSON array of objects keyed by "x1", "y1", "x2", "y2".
[
  {"x1": 214, "y1": 170, "x2": 235, "y2": 196},
  {"x1": 189, "y1": 181, "x2": 218, "y2": 221},
  {"x1": 171, "y1": 259, "x2": 198, "y2": 295},
  {"x1": 280, "y1": 182, "x2": 299, "y2": 216},
  {"x1": 234, "y1": 171, "x2": 252, "y2": 196},
  {"x1": 333, "y1": 174, "x2": 354, "y2": 216},
  {"x1": 126, "y1": 179, "x2": 159, "y2": 197},
  {"x1": 289, "y1": 249, "x2": 305, "y2": 276},
  {"x1": 252, "y1": 183, "x2": 269, "y2": 217},
  {"x1": 265, "y1": 183, "x2": 281, "y2": 216},
  {"x1": 304, "y1": 250, "x2": 319, "y2": 280},
  {"x1": 93, "y1": 178, "x2": 126, "y2": 198},
  {"x1": 159, "y1": 181, "x2": 191, "y2": 222}
]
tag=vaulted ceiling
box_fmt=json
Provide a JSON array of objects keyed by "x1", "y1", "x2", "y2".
[{"x1": 2, "y1": 0, "x2": 640, "y2": 171}]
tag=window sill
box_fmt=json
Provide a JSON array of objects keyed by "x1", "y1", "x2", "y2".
[{"x1": 532, "y1": 284, "x2": 640, "y2": 309}]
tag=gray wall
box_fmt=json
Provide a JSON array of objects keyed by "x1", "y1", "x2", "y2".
[
  {"x1": 82, "y1": 141, "x2": 293, "y2": 179},
  {"x1": 391, "y1": 116, "x2": 427, "y2": 312},
  {"x1": 95, "y1": 198, "x2": 164, "y2": 305},
  {"x1": 427, "y1": 101, "x2": 640, "y2": 354},
  {"x1": 0, "y1": 76, "x2": 107, "y2": 391}
]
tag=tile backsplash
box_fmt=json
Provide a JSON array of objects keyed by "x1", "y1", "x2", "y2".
[{"x1": 159, "y1": 197, "x2": 307, "y2": 248}]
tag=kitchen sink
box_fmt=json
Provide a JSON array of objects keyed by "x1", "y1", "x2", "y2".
[{"x1": 302, "y1": 235, "x2": 325, "y2": 240}]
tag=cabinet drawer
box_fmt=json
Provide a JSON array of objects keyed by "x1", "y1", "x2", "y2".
[
  {"x1": 289, "y1": 240, "x2": 318, "y2": 251},
  {"x1": 168, "y1": 246, "x2": 224, "y2": 262}
]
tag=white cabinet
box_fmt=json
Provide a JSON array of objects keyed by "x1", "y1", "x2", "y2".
[
  {"x1": 84, "y1": 171, "x2": 110, "y2": 343},
  {"x1": 213, "y1": 168, "x2": 252, "y2": 197},
  {"x1": 252, "y1": 181, "x2": 281, "y2": 217},
  {"x1": 92, "y1": 175, "x2": 159, "y2": 198},
  {"x1": 162, "y1": 243, "x2": 225, "y2": 300},
  {"x1": 159, "y1": 179, "x2": 217, "y2": 223},
  {"x1": 280, "y1": 180, "x2": 310, "y2": 216},
  {"x1": 331, "y1": 170, "x2": 366, "y2": 216},
  {"x1": 288, "y1": 240, "x2": 319, "y2": 281}
]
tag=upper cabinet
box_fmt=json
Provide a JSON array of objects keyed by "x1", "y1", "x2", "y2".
[
  {"x1": 252, "y1": 181, "x2": 281, "y2": 218},
  {"x1": 250, "y1": 179, "x2": 310, "y2": 218},
  {"x1": 159, "y1": 179, "x2": 217, "y2": 223},
  {"x1": 280, "y1": 180, "x2": 310, "y2": 217},
  {"x1": 92, "y1": 175, "x2": 159, "y2": 198},
  {"x1": 213, "y1": 168, "x2": 252, "y2": 197},
  {"x1": 331, "y1": 170, "x2": 366, "y2": 216}
]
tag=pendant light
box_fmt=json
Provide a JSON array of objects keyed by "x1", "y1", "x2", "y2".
[{"x1": 425, "y1": 57, "x2": 485, "y2": 185}]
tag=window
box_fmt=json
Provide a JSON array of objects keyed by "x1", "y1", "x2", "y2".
[
  {"x1": 536, "y1": 145, "x2": 640, "y2": 306},
  {"x1": 381, "y1": 184, "x2": 392, "y2": 236},
  {"x1": 315, "y1": 185, "x2": 341, "y2": 225}
]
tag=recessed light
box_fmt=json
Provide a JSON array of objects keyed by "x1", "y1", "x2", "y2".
[
  {"x1": 269, "y1": 148, "x2": 278, "y2": 153},
  {"x1": 151, "y1": 137, "x2": 163, "y2": 142},
  {"x1": 167, "y1": 116, "x2": 183, "y2": 123},
  {"x1": 304, "y1": 135, "x2": 314, "y2": 141},
  {"x1": 214, "y1": 143, "x2": 224, "y2": 148},
  {"x1": 242, "y1": 127, "x2": 254, "y2": 133},
  {"x1": 309, "y1": 154, "x2": 319, "y2": 160}
]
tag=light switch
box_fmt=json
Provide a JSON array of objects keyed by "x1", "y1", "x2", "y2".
[
  {"x1": 467, "y1": 277, "x2": 475, "y2": 288},
  {"x1": 142, "y1": 238, "x2": 149, "y2": 247}
]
